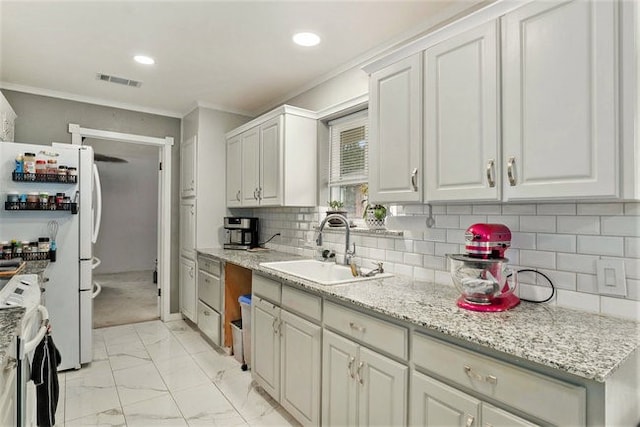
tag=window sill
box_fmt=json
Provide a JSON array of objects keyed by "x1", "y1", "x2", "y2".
[{"x1": 313, "y1": 224, "x2": 403, "y2": 238}]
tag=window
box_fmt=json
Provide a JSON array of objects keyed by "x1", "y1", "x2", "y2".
[{"x1": 328, "y1": 110, "x2": 368, "y2": 220}]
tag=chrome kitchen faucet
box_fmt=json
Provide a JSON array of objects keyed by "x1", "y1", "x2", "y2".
[{"x1": 316, "y1": 213, "x2": 356, "y2": 266}]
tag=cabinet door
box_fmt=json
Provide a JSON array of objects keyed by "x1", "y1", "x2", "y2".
[
  {"x1": 259, "y1": 116, "x2": 282, "y2": 206},
  {"x1": 179, "y1": 256, "x2": 197, "y2": 322},
  {"x1": 241, "y1": 127, "x2": 260, "y2": 206},
  {"x1": 252, "y1": 296, "x2": 280, "y2": 398},
  {"x1": 180, "y1": 135, "x2": 196, "y2": 198},
  {"x1": 322, "y1": 330, "x2": 358, "y2": 427},
  {"x1": 369, "y1": 53, "x2": 423, "y2": 203},
  {"x1": 280, "y1": 310, "x2": 321, "y2": 427},
  {"x1": 179, "y1": 199, "x2": 196, "y2": 260},
  {"x1": 502, "y1": 0, "x2": 617, "y2": 200},
  {"x1": 482, "y1": 403, "x2": 537, "y2": 427},
  {"x1": 425, "y1": 21, "x2": 500, "y2": 202},
  {"x1": 358, "y1": 347, "x2": 408, "y2": 427},
  {"x1": 411, "y1": 372, "x2": 480, "y2": 427},
  {"x1": 226, "y1": 135, "x2": 243, "y2": 207}
]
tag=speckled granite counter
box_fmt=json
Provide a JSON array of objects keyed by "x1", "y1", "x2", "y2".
[
  {"x1": 0, "y1": 306, "x2": 25, "y2": 366},
  {"x1": 198, "y1": 248, "x2": 640, "y2": 383}
]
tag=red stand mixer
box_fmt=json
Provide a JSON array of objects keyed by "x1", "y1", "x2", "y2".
[{"x1": 447, "y1": 224, "x2": 520, "y2": 312}]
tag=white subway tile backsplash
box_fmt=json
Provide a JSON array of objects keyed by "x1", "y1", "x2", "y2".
[
  {"x1": 446, "y1": 229, "x2": 466, "y2": 244},
  {"x1": 623, "y1": 258, "x2": 640, "y2": 280},
  {"x1": 556, "y1": 290, "x2": 600, "y2": 313},
  {"x1": 626, "y1": 237, "x2": 640, "y2": 258},
  {"x1": 472, "y1": 204, "x2": 502, "y2": 215},
  {"x1": 520, "y1": 250, "x2": 556, "y2": 269},
  {"x1": 404, "y1": 252, "x2": 423, "y2": 267},
  {"x1": 600, "y1": 296, "x2": 640, "y2": 321},
  {"x1": 557, "y1": 253, "x2": 599, "y2": 274},
  {"x1": 510, "y1": 232, "x2": 536, "y2": 250},
  {"x1": 627, "y1": 279, "x2": 640, "y2": 301},
  {"x1": 520, "y1": 216, "x2": 556, "y2": 233},
  {"x1": 431, "y1": 205, "x2": 447, "y2": 214},
  {"x1": 459, "y1": 215, "x2": 488, "y2": 228},
  {"x1": 434, "y1": 270, "x2": 453, "y2": 286},
  {"x1": 577, "y1": 236, "x2": 624, "y2": 257},
  {"x1": 435, "y1": 243, "x2": 459, "y2": 257},
  {"x1": 377, "y1": 238, "x2": 396, "y2": 250},
  {"x1": 518, "y1": 284, "x2": 557, "y2": 304},
  {"x1": 502, "y1": 204, "x2": 536, "y2": 215},
  {"x1": 414, "y1": 240, "x2": 435, "y2": 255},
  {"x1": 435, "y1": 215, "x2": 460, "y2": 229},
  {"x1": 557, "y1": 216, "x2": 600, "y2": 235},
  {"x1": 446, "y1": 205, "x2": 472, "y2": 214},
  {"x1": 385, "y1": 250, "x2": 404, "y2": 263},
  {"x1": 537, "y1": 233, "x2": 576, "y2": 253},
  {"x1": 601, "y1": 216, "x2": 640, "y2": 237},
  {"x1": 577, "y1": 274, "x2": 598, "y2": 294},
  {"x1": 368, "y1": 248, "x2": 386, "y2": 261},
  {"x1": 423, "y1": 228, "x2": 448, "y2": 242},
  {"x1": 361, "y1": 236, "x2": 378, "y2": 248},
  {"x1": 536, "y1": 269, "x2": 576, "y2": 291},
  {"x1": 403, "y1": 205, "x2": 425, "y2": 215},
  {"x1": 537, "y1": 204, "x2": 576, "y2": 215},
  {"x1": 414, "y1": 267, "x2": 435, "y2": 282},
  {"x1": 424, "y1": 255, "x2": 446, "y2": 270},
  {"x1": 577, "y1": 203, "x2": 624, "y2": 216},
  {"x1": 487, "y1": 215, "x2": 520, "y2": 231},
  {"x1": 394, "y1": 263, "x2": 414, "y2": 278},
  {"x1": 395, "y1": 239, "x2": 413, "y2": 252}
]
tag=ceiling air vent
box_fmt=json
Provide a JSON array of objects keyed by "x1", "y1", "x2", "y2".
[{"x1": 96, "y1": 73, "x2": 142, "y2": 88}]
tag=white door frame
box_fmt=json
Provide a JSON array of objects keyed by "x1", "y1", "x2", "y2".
[{"x1": 68, "y1": 123, "x2": 174, "y2": 322}]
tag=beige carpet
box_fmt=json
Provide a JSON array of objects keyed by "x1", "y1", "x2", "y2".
[{"x1": 93, "y1": 270, "x2": 159, "y2": 328}]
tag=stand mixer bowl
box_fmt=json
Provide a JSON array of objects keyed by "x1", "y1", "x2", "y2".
[{"x1": 448, "y1": 254, "x2": 517, "y2": 304}]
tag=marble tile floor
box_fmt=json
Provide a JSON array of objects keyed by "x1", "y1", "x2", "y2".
[{"x1": 56, "y1": 319, "x2": 300, "y2": 426}]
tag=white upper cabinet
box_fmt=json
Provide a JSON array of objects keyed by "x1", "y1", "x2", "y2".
[
  {"x1": 226, "y1": 135, "x2": 242, "y2": 207},
  {"x1": 502, "y1": 0, "x2": 618, "y2": 200},
  {"x1": 180, "y1": 134, "x2": 196, "y2": 198},
  {"x1": 368, "y1": 53, "x2": 423, "y2": 203},
  {"x1": 226, "y1": 105, "x2": 317, "y2": 207},
  {"x1": 425, "y1": 20, "x2": 500, "y2": 202}
]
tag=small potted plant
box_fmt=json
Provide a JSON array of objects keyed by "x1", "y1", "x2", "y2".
[
  {"x1": 326, "y1": 200, "x2": 347, "y2": 226},
  {"x1": 360, "y1": 184, "x2": 387, "y2": 230}
]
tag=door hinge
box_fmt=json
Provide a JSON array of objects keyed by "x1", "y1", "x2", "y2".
[{"x1": 159, "y1": 162, "x2": 163, "y2": 171}]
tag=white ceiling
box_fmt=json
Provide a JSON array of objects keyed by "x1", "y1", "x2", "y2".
[{"x1": 0, "y1": 1, "x2": 473, "y2": 118}]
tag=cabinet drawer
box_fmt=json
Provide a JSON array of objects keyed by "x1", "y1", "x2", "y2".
[
  {"x1": 324, "y1": 300, "x2": 408, "y2": 360},
  {"x1": 197, "y1": 301, "x2": 221, "y2": 346},
  {"x1": 198, "y1": 270, "x2": 221, "y2": 311},
  {"x1": 197, "y1": 255, "x2": 220, "y2": 277},
  {"x1": 282, "y1": 285, "x2": 321, "y2": 323},
  {"x1": 413, "y1": 333, "x2": 585, "y2": 426},
  {"x1": 253, "y1": 273, "x2": 281, "y2": 304}
]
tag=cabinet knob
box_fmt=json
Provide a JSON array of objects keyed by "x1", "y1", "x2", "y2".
[
  {"x1": 507, "y1": 157, "x2": 517, "y2": 186},
  {"x1": 410, "y1": 168, "x2": 418, "y2": 191},
  {"x1": 204, "y1": 310, "x2": 210, "y2": 316},
  {"x1": 486, "y1": 159, "x2": 495, "y2": 188},
  {"x1": 464, "y1": 365, "x2": 497, "y2": 385}
]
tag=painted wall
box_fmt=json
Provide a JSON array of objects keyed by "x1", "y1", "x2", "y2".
[
  {"x1": 86, "y1": 139, "x2": 159, "y2": 274},
  {"x1": 1, "y1": 89, "x2": 182, "y2": 312}
]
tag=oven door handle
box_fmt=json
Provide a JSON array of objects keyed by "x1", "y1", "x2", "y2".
[{"x1": 24, "y1": 305, "x2": 49, "y2": 354}]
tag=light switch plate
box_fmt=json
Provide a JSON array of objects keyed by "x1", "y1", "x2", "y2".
[{"x1": 596, "y1": 259, "x2": 627, "y2": 297}]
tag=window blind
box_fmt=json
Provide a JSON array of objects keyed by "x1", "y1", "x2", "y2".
[{"x1": 328, "y1": 111, "x2": 368, "y2": 187}]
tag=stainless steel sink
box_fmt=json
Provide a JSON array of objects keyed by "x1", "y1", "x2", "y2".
[{"x1": 259, "y1": 259, "x2": 392, "y2": 286}]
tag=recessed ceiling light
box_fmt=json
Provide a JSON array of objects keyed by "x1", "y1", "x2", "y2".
[
  {"x1": 293, "y1": 32, "x2": 321, "y2": 47},
  {"x1": 134, "y1": 55, "x2": 155, "y2": 65}
]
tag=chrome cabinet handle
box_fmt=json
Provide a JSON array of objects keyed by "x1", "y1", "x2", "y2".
[
  {"x1": 349, "y1": 322, "x2": 366, "y2": 333},
  {"x1": 272, "y1": 316, "x2": 278, "y2": 334},
  {"x1": 236, "y1": 190, "x2": 241, "y2": 201},
  {"x1": 507, "y1": 157, "x2": 517, "y2": 186},
  {"x1": 465, "y1": 414, "x2": 475, "y2": 427},
  {"x1": 253, "y1": 188, "x2": 259, "y2": 200},
  {"x1": 486, "y1": 159, "x2": 495, "y2": 188},
  {"x1": 356, "y1": 361, "x2": 365, "y2": 385},
  {"x1": 348, "y1": 356, "x2": 356, "y2": 379},
  {"x1": 258, "y1": 187, "x2": 262, "y2": 200},
  {"x1": 464, "y1": 365, "x2": 497, "y2": 385},
  {"x1": 189, "y1": 267, "x2": 194, "y2": 278},
  {"x1": 410, "y1": 168, "x2": 418, "y2": 191}
]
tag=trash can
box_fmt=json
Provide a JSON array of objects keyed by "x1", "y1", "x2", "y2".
[
  {"x1": 230, "y1": 319, "x2": 243, "y2": 364},
  {"x1": 238, "y1": 294, "x2": 252, "y2": 369}
]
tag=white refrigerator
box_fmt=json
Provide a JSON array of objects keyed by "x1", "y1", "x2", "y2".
[{"x1": 0, "y1": 141, "x2": 97, "y2": 370}]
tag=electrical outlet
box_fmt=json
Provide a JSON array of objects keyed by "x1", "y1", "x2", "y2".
[{"x1": 596, "y1": 259, "x2": 627, "y2": 297}]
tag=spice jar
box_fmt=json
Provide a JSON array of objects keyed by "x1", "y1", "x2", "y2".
[
  {"x1": 47, "y1": 158, "x2": 58, "y2": 175},
  {"x1": 6, "y1": 191, "x2": 19, "y2": 203},
  {"x1": 15, "y1": 155, "x2": 23, "y2": 173},
  {"x1": 67, "y1": 167, "x2": 77, "y2": 180},
  {"x1": 14, "y1": 241, "x2": 22, "y2": 255},
  {"x1": 2, "y1": 245, "x2": 12, "y2": 260},
  {"x1": 39, "y1": 192, "x2": 49, "y2": 208},
  {"x1": 58, "y1": 165, "x2": 68, "y2": 182},
  {"x1": 56, "y1": 192, "x2": 65, "y2": 206},
  {"x1": 21, "y1": 241, "x2": 31, "y2": 254},
  {"x1": 38, "y1": 237, "x2": 50, "y2": 252},
  {"x1": 23, "y1": 152, "x2": 36, "y2": 175},
  {"x1": 35, "y1": 159, "x2": 47, "y2": 176}
]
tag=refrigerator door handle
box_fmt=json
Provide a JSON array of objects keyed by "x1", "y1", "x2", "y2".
[{"x1": 92, "y1": 163, "x2": 102, "y2": 244}]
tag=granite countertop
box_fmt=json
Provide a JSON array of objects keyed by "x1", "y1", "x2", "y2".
[
  {"x1": 198, "y1": 248, "x2": 640, "y2": 383},
  {"x1": 0, "y1": 306, "x2": 25, "y2": 366}
]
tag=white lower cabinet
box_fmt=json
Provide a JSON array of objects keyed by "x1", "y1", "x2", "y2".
[
  {"x1": 179, "y1": 256, "x2": 196, "y2": 323},
  {"x1": 322, "y1": 329, "x2": 408, "y2": 427},
  {"x1": 411, "y1": 372, "x2": 536, "y2": 427},
  {"x1": 252, "y1": 289, "x2": 321, "y2": 427}
]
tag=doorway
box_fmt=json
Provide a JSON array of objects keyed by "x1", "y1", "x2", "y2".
[{"x1": 68, "y1": 124, "x2": 173, "y2": 323}]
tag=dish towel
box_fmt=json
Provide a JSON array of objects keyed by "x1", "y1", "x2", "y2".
[{"x1": 31, "y1": 334, "x2": 62, "y2": 427}]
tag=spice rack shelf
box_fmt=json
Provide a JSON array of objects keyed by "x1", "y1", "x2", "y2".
[
  {"x1": 5, "y1": 201, "x2": 78, "y2": 214},
  {"x1": 12, "y1": 171, "x2": 77, "y2": 184},
  {"x1": 17, "y1": 251, "x2": 52, "y2": 262}
]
